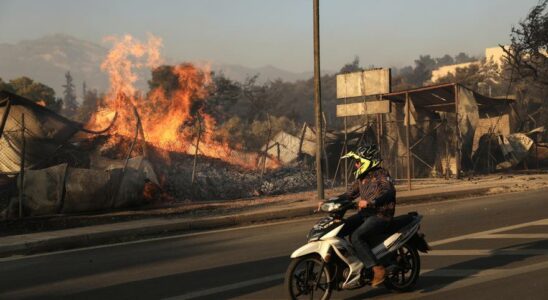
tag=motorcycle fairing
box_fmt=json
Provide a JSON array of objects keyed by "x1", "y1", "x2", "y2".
[
  {"x1": 290, "y1": 240, "x2": 331, "y2": 260},
  {"x1": 372, "y1": 218, "x2": 421, "y2": 259}
]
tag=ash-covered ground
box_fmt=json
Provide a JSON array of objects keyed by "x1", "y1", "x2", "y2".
[{"x1": 95, "y1": 134, "x2": 318, "y2": 202}]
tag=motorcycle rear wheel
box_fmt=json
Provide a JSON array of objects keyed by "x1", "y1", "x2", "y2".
[
  {"x1": 285, "y1": 255, "x2": 332, "y2": 300},
  {"x1": 384, "y1": 243, "x2": 420, "y2": 292}
]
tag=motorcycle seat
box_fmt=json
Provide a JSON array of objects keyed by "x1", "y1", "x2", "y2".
[
  {"x1": 385, "y1": 214, "x2": 416, "y2": 234},
  {"x1": 366, "y1": 213, "x2": 418, "y2": 245}
]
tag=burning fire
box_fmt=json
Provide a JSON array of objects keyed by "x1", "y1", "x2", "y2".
[{"x1": 87, "y1": 34, "x2": 277, "y2": 169}]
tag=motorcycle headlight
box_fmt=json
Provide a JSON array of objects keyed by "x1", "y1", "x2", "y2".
[{"x1": 321, "y1": 202, "x2": 341, "y2": 212}]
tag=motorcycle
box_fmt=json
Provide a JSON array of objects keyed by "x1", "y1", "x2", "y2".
[{"x1": 284, "y1": 197, "x2": 430, "y2": 299}]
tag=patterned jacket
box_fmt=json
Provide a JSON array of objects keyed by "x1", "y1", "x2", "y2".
[{"x1": 339, "y1": 167, "x2": 396, "y2": 219}]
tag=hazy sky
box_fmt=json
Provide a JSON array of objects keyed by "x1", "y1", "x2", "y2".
[{"x1": 0, "y1": 0, "x2": 540, "y2": 72}]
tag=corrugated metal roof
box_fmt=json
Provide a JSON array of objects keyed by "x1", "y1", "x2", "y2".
[{"x1": 381, "y1": 83, "x2": 514, "y2": 114}]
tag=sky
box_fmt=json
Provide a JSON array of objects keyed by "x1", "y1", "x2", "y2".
[{"x1": 0, "y1": 0, "x2": 540, "y2": 72}]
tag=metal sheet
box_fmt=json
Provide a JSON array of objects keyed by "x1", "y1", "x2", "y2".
[
  {"x1": 336, "y1": 69, "x2": 391, "y2": 98},
  {"x1": 336, "y1": 100, "x2": 391, "y2": 117}
]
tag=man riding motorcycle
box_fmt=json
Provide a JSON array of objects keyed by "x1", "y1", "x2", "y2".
[{"x1": 333, "y1": 144, "x2": 396, "y2": 289}]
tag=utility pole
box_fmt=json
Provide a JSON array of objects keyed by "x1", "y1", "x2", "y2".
[{"x1": 313, "y1": 0, "x2": 325, "y2": 200}]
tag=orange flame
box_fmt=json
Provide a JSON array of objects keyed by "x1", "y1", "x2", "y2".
[{"x1": 88, "y1": 34, "x2": 278, "y2": 170}]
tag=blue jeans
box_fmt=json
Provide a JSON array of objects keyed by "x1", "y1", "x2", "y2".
[{"x1": 350, "y1": 214, "x2": 390, "y2": 268}]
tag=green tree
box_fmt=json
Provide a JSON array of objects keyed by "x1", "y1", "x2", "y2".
[
  {"x1": 339, "y1": 56, "x2": 363, "y2": 74},
  {"x1": 76, "y1": 88, "x2": 100, "y2": 123},
  {"x1": 8, "y1": 77, "x2": 62, "y2": 112},
  {"x1": 62, "y1": 71, "x2": 78, "y2": 117},
  {"x1": 207, "y1": 72, "x2": 242, "y2": 122},
  {"x1": 411, "y1": 55, "x2": 437, "y2": 85},
  {"x1": 148, "y1": 65, "x2": 179, "y2": 97},
  {"x1": 215, "y1": 116, "x2": 246, "y2": 149},
  {"x1": 454, "y1": 52, "x2": 475, "y2": 64},
  {"x1": 436, "y1": 54, "x2": 455, "y2": 66},
  {"x1": 241, "y1": 74, "x2": 278, "y2": 121},
  {"x1": 0, "y1": 78, "x2": 14, "y2": 93}
]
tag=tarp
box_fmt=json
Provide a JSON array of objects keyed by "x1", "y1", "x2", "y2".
[
  {"x1": 16, "y1": 157, "x2": 158, "y2": 216},
  {"x1": 0, "y1": 91, "x2": 83, "y2": 173},
  {"x1": 19, "y1": 164, "x2": 67, "y2": 216},
  {"x1": 457, "y1": 86, "x2": 480, "y2": 169}
]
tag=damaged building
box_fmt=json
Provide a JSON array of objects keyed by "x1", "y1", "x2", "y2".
[
  {"x1": 266, "y1": 69, "x2": 543, "y2": 189},
  {"x1": 0, "y1": 91, "x2": 158, "y2": 219}
]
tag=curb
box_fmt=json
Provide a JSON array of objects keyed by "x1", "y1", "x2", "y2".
[{"x1": 0, "y1": 186, "x2": 496, "y2": 258}]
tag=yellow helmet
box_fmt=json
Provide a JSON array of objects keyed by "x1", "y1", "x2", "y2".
[{"x1": 341, "y1": 145, "x2": 381, "y2": 178}]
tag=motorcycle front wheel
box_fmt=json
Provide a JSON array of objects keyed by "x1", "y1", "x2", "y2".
[{"x1": 285, "y1": 255, "x2": 332, "y2": 300}]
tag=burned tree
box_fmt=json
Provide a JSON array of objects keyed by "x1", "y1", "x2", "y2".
[{"x1": 502, "y1": 0, "x2": 548, "y2": 86}]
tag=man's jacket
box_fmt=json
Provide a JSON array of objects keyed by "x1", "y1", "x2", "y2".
[{"x1": 339, "y1": 167, "x2": 396, "y2": 219}]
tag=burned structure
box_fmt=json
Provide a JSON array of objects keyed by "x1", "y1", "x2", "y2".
[
  {"x1": 0, "y1": 91, "x2": 158, "y2": 219},
  {"x1": 333, "y1": 70, "x2": 540, "y2": 188},
  {"x1": 0, "y1": 89, "x2": 316, "y2": 219}
]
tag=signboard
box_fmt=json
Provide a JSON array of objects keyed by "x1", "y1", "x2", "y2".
[
  {"x1": 336, "y1": 68, "x2": 391, "y2": 99},
  {"x1": 336, "y1": 100, "x2": 391, "y2": 117}
]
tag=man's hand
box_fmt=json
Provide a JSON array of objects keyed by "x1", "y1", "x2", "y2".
[
  {"x1": 358, "y1": 200, "x2": 369, "y2": 209},
  {"x1": 315, "y1": 201, "x2": 324, "y2": 213}
]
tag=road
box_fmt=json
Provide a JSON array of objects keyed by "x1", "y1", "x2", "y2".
[{"x1": 1, "y1": 189, "x2": 547, "y2": 299}]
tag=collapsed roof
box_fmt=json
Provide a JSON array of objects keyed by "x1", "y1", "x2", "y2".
[{"x1": 0, "y1": 90, "x2": 111, "y2": 174}]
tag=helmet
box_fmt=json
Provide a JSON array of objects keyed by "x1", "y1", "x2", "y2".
[{"x1": 341, "y1": 144, "x2": 381, "y2": 178}]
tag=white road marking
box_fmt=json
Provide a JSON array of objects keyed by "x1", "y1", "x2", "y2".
[
  {"x1": 421, "y1": 268, "x2": 510, "y2": 277},
  {"x1": 163, "y1": 274, "x2": 284, "y2": 300},
  {"x1": 429, "y1": 218, "x2": 548, "y2": 247},
  {"x1": 406, "y1": 260, "x2": 548, "y2": 299},
  {"x1": 471, "y1": 233, "x2": 548, "y2": 239},
  {"x1": 427, "y1": 249, "x2": 548, "y2": 256}
]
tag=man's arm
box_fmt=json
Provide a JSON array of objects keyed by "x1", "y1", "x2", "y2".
[{"x1": 338, "y1": 180, "x2": 360, "y2": 201}]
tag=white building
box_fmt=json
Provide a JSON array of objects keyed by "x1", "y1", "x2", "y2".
[{"x1": 430, "y1": 46, "x2": 510, "y2": 82}]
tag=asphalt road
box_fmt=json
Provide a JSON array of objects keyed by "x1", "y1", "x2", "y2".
[{"x1": 1, "y1": 189, "x2": 547, "y2": 300}]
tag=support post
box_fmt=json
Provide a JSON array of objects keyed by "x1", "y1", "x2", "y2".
[
  {"x1": 191, "y1": 118, "x2": 202, "y2": 185},
  {"x1": 322, "y1": 112, "x2": 329, "y2": 180},
  {"x1": 313, "y1": 0, "x2": 324, "y2": 200},
  {"x1": 131, "y1": 106, "x2": 148, "y2": 159},
  {"x1": 445, "y1": 121, "x2": 450, "y2": 180},
  {"x1": 19, "y1": 113, "x2": 25, "y2": 219},
  {"x1": 535, "y1": 134, "x2": 539, "y2": 170},
  {"x1": 343, "y1": 102, "x2": 348, "y2": 187},
  {"x1": 298, "y1": 122, "x2": 307, "y2": 156},
  {"x1": 454, "y1": 84, "x2": 461, "y2": 179},
  {"x1": 261, "y1": 114, "x2": 272, "y2": 178},
  {"x1": 0, "y1": 98, "x2": 11, "y2": 140},
  {"x1": 124, "y1": 107, "x2": 141, "y2": 171},
  {"x1": 405, "y1": 93, "x2": 411, "y2": 191}
]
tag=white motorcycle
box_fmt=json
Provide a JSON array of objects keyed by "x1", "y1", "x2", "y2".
[{"x1": 285, "y1": 197, "x2": 430, "y2": 299}]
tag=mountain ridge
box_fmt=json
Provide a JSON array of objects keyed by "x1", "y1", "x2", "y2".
[{"x1": 0, "y1": 34, "x2": 324, "y2": 98}]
